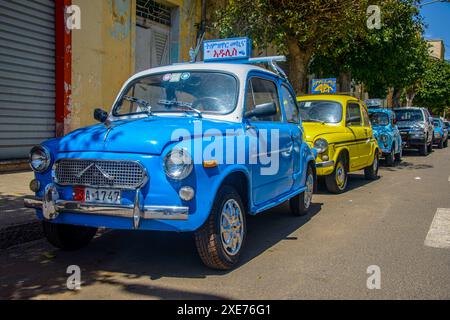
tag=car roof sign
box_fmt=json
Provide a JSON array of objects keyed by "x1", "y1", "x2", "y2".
[{"x1": 203, "y1": 37, "x2": 252, "y2": 62}]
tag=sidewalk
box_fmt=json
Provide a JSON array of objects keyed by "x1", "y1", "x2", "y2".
[{"x1": 0, "y1": 171, "x2": 43, "y2": 249}]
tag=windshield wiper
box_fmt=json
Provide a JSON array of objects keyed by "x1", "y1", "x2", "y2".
[
  {"x1": 158, "y1": 100, "x2": 202, "y2": 118},
  {"x1": 123, "y1": 95, "x2": 152, "y2": 116}
]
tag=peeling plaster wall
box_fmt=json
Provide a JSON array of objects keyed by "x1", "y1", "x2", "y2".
[{"x1": 70, "y1": 0, "x2": 200, "y2": 132}]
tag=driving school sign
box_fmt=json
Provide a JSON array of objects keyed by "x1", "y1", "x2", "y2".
[
  {"x1": 203, "y1": 37, "x2": 252, "y2": 62},
  {"x1": 311, "y1": 78, "x2": 337, "y2": 94}
]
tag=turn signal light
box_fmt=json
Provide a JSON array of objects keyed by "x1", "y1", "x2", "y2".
[
  {"x1": 203, "y1": 160, "x2": 218, "y2": 168},
  {"x1": 73, "y1": 186, "x2": 85, "y2": 202}
]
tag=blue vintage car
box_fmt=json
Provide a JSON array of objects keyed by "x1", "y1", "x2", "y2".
[
  {"x1": 368, "y1": 108, "x2": 402, "y2": 166},
  {"x1": 432, "y1": 117, "x2": 449, "y2": 149},
  {"x1": 24, "y1": 53, "x2": 317, "y2": 270}
]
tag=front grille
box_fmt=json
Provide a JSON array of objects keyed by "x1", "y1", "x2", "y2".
[{"x1": 55, "y1": 159, "x2": 147, "y2": 189}]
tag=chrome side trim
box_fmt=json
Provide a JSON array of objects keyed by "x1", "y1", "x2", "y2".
[
  {"x1": 24, "y1": 197, "x2": 189, "y2": 223},
  {"x1": 315, "y1": 160, "x2": 335, "y2": 168}
]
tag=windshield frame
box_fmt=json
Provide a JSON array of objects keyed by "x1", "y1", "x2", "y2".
[
  {"x1": 369, "y1": 111, "x2": 390, "y2": 126},
  {"x1": 297, "y1": 100, "x2": 343, "y2": 124},
  {"x1": 112, "y1": 70, "x2": 240, "y2": 117}
]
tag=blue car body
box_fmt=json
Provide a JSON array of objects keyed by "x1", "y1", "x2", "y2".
[
  {"x1": 368, "y1": 108, "x2": 402, "y2": 159},
  {"x1": 432, "y1": 117, "x2": 448, "y2": 148},
  {"x1": 25, "y1": 62, "x2": 316, "y2": 233}
]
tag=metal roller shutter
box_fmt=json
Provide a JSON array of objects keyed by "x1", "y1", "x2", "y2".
[{"x1": 0, "y1": 0, "x2": 55, "y2": 160}]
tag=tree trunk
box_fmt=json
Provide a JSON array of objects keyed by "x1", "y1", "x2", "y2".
[
  {"x1": 287, "y1": 38, "x2": 312, "y2": 94},
  {"x1": 392, "y1": 88, "x2": 402, "y2": 107},
  {"x1": 406, "y1": 88, "x2": 416, "y2": 107}
]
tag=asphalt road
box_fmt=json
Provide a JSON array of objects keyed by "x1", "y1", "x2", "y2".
[{"x1": 1, "y1": 147, "x2": 449, "y2": 300}]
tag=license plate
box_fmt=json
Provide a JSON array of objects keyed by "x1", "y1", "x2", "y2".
[{"x1": 85, "y1": 188, "x2": 121, "y2": 205}]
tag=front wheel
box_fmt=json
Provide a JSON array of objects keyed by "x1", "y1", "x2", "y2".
[
  {"x1": 364, "y1": 152, "x2": 379, "y2": 180},
  {"x1": 385, "y1": 147, "x2": 395, "y2": 167},
  {"x1": 427, "y1": 139, "x2": 433, "y2": 153},
  {"x1": 395, "y1": 147, "x2": 402, "y2": 162},
  {"x1": 325, "y1": 156, "x2": 348, "y2": 194},
  {"x1": 195, "y1": 185, "x2": 246, "y2": 270},
  {"x1": 290, "y1": 165, "x2": 314, "y2": 216},
  {"x1": 419, "y1": 143, "x2": 428, "y2": 156},
  {"x1": 444, "y1": 138, "x2": 448, "y2": 148},
  {"x1": 42, "y1": 221, "x2": 97, "y2": 251},
  {"x1": 438, "y1": 139, "x2": 444, "y2": 149}
]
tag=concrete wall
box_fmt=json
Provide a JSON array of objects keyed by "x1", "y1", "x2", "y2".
[
  {"x1": 69, "y1": 0, "x2": 201, "y2": 132},
  {"x1": 427, "y1": 40, "x2": 445, "y2": 61}
]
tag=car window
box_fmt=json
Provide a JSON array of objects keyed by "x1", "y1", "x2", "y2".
[
  {"x1": 280, "y1": 85, "x2": 299, "y2": 123},
  {"x1": 346, "y1": 103, "x2": 362, "y2": 126},
  {"x1": 245, "y1": 77, "x2": 281, "y2": 122},
  {"x1": 298, "y1": 100, "x2": 342, "y2": 123},
  {"x1": 369, "y1": 112, "x2": 389, "y2": 126},
  {"x1": 395, "y1": 109, "x2": 424, "y2": 122},
  {"x1": 361, "y1": 106, "x2": 371, "y2": 127}
]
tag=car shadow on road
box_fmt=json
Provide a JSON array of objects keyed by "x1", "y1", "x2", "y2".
[
  {"x1": 315, "y1": 173, "x2": 374, "y2": 194},
  {"x1": 0, "y1": 202, "x2": 322, "y2": 300}
]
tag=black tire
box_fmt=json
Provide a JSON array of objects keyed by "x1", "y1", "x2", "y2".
[
  {"x1": 444, "y1": 138, "x2": 448, "y2": 148},
  {"x1": 419, "y1": 143, "x2": 428, "y2": 156},
  {"x1": 42, "y1": 221, "x2": 97, "y2": 251},
  {"x1": 385, "y1": 147, "x2": 395, "y2": 167},
  {"x1": 438, "y1": 139, "x2": 444, "y2": 149},
  {"x1": 427, "y1": 140, "x2": 433, "y2": 153},
  {"x1": 364, "y1": 152, "x2": 379, "y2": 180},
  {"x1": 395, "y1": 147, "x2": 402, "y2": 162},
  {"x1": 290, "y1": 165, "x2": 314, "y2": 216},
  {"x1": 195, "y1": 185, "x2": 246, "y2": 270},
  {"x1": 325, "y1": 155, "x2": 348, "y2": 194}
]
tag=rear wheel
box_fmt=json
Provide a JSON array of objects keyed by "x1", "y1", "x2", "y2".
[
  {"x1": 42, "y1": 221, "x2": 97, "y2": 251},
  {"x1": 290, "y1": 165, "x2": 314, "y2": 216},
  {"x1": 427, "y1": 139, "x2": 433, "y2": 153},
  {"x1": 364, "y1": 152, "x2": 379, "y2": 180},
  {"x1": 195, "y1": 185, "x2": 246, "y2": 270},
  {"x1": 438, "y1": 138, "x2": 444, "y2": 149},
  {"x1": 325, "y1": 156, "x2": 348, "y2": 194},
  {"x1": 444, "y1": 138, "x2": 448, "y2": 148},
  {"x1": 385, "y1": 147, "x2": 395, "y2": 167},
  {"x1": 395, "y1": 147, "x2": 402, "y2": 162}
]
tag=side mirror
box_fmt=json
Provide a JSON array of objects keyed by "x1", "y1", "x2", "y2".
[
  {"x1": 245, "y1": 102, "x2": 277, "y2": 119},
  {"x1": 94, "y1": 108, "x2": 108, "y2": 123}
]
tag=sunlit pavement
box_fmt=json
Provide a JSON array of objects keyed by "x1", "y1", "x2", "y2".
[{"x1": 1, "y1": 148, "x2": 449, "y2": 299}]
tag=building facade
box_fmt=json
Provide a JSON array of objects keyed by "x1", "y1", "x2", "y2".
[
  {"x1": 427, "y1": 39, "x2": 445, "y2": 60},
  {"x1": 0, "y1": 0, "x2": 202, "y2": 161}
]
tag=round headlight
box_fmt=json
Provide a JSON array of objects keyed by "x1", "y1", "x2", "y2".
[
  {"x1": 314, "y1": 138, "x2": 328, "y2": 154},
  {"x1": 29, "y1": 145, "x2": 51, "y2": 173},
  {"x1": 163, "y1": 148, "x2": 193, "y2": 180},
  {"x1": 380, "y1": 134, "x2": 388, "y2": 142}
]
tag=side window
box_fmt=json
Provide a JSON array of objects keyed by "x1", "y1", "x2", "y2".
[
  {"x1": 245, "y1": 77, "x2": 281, "y2": 122},
  {"x1": 361, "y1": 105, "x2": 371, "y2": 127},
  {"x1": 346, "y1": 103, "x2": 362, "y2": 126},
  {"x1": 281, "y1": 85, "x2": 299, "y2": 123}
]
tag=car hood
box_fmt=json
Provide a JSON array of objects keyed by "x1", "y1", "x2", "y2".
[
  {"x1": 58, "y1": 116, "x2": 239, "y2": 155},
  {"x1": 302, "y1": 122, "x2": 344, "y2": 142}
]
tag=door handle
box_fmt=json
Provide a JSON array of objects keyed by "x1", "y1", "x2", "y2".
[{"x1": 281, "y1": 142, "x2": 294, "y2": 157}]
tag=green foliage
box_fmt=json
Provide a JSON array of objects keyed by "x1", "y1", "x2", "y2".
[{"x1": 414, "y1": 59, "x2": 450, "y2": 114}]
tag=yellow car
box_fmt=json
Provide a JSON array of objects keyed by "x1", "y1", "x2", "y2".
[{"x1": 297, "y1": 95, "x2": 380, "y2": 193}]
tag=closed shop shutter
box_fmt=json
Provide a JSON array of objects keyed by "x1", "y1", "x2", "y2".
[{"x1": 0, "y1": 0, "x2": 55, "y2": 160}]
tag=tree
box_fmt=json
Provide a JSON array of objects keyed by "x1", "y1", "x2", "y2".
[
  {"x1": 310, "y1": 0, "x2": 429, "y2": 100},
  {"x1": 414, "y1": 58, "x2": 450, "y2": 115},
  {"x1": 211, "y1": 0, "x2": 366, "y2": 93}
]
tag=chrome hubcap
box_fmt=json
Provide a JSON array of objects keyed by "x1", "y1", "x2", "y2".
[
  {"x1": 220, "y1": 199, "x2": 244, "y2": 256},
  {"x1": 336, "y1": 163, "x2": 346, "y2": 189},
  {"x1": 373, "y1": 156, "x2": 378, "y2": 171},
  {"x1": 304, "y1": 173, "x2": 314, "y2": 208}
]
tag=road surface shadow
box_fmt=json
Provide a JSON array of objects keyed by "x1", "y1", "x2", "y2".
[
  {"x1": 316, "y1": 173, "x2": 374, "y2": 194},
  {"x1": 0, "y1": 202, "x2": 322, "y2": 299}
]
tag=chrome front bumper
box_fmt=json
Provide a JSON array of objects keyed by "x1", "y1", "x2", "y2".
[
  {"x1": 24, "y1": 184, "x2": 188, "y2": 229},
  {"x1": 315, "y1": 160, "x2": 335, "y2": 168}
]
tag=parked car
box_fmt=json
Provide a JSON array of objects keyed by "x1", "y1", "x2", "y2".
[
  {"x1": 393, "y1": 107, "x2": 434, "y2": 156},
  {"x1": 444, "y1": 120, "x2": 450, "y2": 132},
  {"x1": 368, "y1": 108, "x2": 402, "y2": 166},
  {"x1": 432, "y1": 117, "x2": 448, "y2": 149},
  {"x1": 24, "y1": 56, "x2": 317, "y2": 270},
  {"x1": 296, "y1": 95, "x2": 380, "y2": 194}
]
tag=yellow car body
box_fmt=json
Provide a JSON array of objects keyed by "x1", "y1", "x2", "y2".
[{"x1": 297, "y1": 95, "x2": 380, "y2": 193}]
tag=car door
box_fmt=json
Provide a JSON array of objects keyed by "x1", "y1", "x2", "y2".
[
  {"x1": 244, "y1": 75, "x2": 293, "y2": 206},
  {"x1": 279, "y1": 83, "x2": 303, "y2": 190},
  {"x1": 360, "y1": 104, "x2": 373, "y2": 166},
  {"x1": 345, "y1": 102, "x2": 366, "y2": 168}
]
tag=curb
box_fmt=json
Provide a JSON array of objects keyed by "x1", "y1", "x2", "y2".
[{"x1": 0, "y1": 221, "x2": 43, "y2": 250}]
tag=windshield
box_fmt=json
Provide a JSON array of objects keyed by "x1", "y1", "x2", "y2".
[
  {"x1": 369, "y1": 112, "x2": 389, "y2": 126},
  {"x1": 114, "y1": 72, "x2": 238, "y2": 116},
  {"x1": 394, "y1": 109, "x2": 424, "y2": 122},
  {"x1": 298, "y1": 100, "x2": 342, "y2": 123},
  {"x1": 433, "y1": 119, "x2": 441, "y2": 127}
]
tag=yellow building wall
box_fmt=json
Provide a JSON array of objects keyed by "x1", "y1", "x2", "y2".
[{"x1": 70, "y1": 0, "x2": 201, "y2": 132}]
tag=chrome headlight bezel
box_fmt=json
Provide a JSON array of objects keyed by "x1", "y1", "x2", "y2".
[
  {"x1": 163, "y1": 148, "x2": 193, "y2": 180},
  {"x1": 314, "y1": 138, "x2": 329, "y2": 154},
  {"x1": 29, "y1": 145, "x2": 51, "y2": 173},
  {"x1": 380, "y1": 134, "x2": 388, "y2": 142}
]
